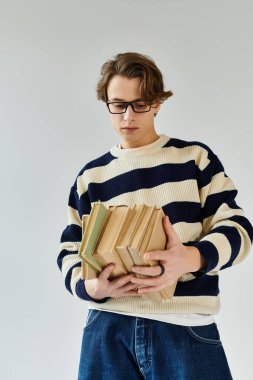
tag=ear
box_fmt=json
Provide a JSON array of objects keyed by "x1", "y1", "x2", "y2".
[{"x1": 152, "y1": 102, "x2": 161, "y2": 117}]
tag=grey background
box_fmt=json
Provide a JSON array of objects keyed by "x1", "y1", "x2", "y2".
[{"x1": 1, "y1": 0, "x2": 252, "y2": 379}]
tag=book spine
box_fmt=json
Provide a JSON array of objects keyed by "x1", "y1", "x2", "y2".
[{"x1": 115, "y1": 246, "x2": 135, "y2": 272}]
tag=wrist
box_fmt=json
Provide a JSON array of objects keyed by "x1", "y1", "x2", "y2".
[
  {"x1": 84, "y1": 281, "x2": 110, "y2": 303},
  {"x1": 185, "y1": 246, "x2": 206, "y2": 272}
]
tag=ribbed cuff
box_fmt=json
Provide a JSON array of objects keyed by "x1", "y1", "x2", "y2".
[
  {"x1": 190, "y1": 240, "x2": 219, "y2": 277},
  {"x1": 75, "y1": 279, "x2": 110, "y2": 303}
]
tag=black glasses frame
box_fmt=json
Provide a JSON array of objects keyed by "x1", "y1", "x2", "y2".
[{"x1": 106, "y1": 100, "x2": 152, "y2": 114}]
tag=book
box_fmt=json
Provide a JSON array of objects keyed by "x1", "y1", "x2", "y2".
[
  {"x1": 81, "y1": 215, "x2": 97, "y2": 280},
  {"x1": 78, "y1": 201, "x2": 109, "y2": 273},
  {"x1": 93, "y1": 206, "x2": 131, "y2": 278},
  {"x1": 127, "y1": 205, "x2": 155, "y2": 265},
  {"x1": 115, "y1": 204, "x2": 145, "y2": 272}
]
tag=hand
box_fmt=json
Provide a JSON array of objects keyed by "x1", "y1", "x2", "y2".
[
  {"x1": 85, "y1": 264, "x2": 141, "y2": 300},
  {"x1": 130, "y1": 215, "x2": 206, "y2": 295}
]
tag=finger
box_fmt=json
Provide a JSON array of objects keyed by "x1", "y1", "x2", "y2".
[
  {"x1": 111, "y1": 273, "x2": 135, "y2": 288},
  {"x1": 118, "y1": 282, "x2": 140, "y2": 293},
  {"x1": 98, "y1": 264, "x2": 115, "y2": 280},
  {"x1": 137, "y1": 286, "x2": 164, "y2": 294},
  {"x1": 131, "y1": 276, "x2": 162, "y2": 287},
  {"x1": 132, "y1": 265, "x2": 162, "y2": 277},
  {"x1": 163, "y1": 215, "x2": 179, "y2": 247},
  {"x1": 144, "y1": 251, "x2": 168, "y2": 262}
]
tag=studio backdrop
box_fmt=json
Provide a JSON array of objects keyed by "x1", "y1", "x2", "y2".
[{"x1": 1, "y1": 1, "x2": 252, "y2": 379}]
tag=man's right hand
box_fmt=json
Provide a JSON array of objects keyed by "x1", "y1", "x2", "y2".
[{"x1": 84, "y1": 264, "x2": 141, "y2": 300}]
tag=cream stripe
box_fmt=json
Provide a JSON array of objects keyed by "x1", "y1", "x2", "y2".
[
  {"x1": 173, "y1": 221, "x2": 203, "y2": 243},
  {"x1": 205, "y1": 271, "x2": 219, "y2": 277},
  {"x1": 203, "y1": 205, "x2": 244, "y2": 234},
  {"x1": 76, "y1": 145, "x2": 211, "y2": 196},
  {"x1": 68, "y1": 206, "x2": 82, "y2": 227},
  {"x1": 59, "y1": 241, "x2": 81, "y2": 252},
  {"x1": 87, "y1": 295, "x2": 221, "y2": 315},
  {"x1": 178, "y1": 273, "x2": 196, "y2": 282},
  {"x1": 61, "y1": 253, "x2": 82, "y2": 277},
  {"x1": 200, "y1": 232, "x2": 232, "y2": 271},
  {"x1": 164, "y1": 144, "x2": 210, "y2": 170},
  {"x1": 210, "y1": 219, "x2": 252, "y2": 266},
  {"x1": 71, "y1": 266, "x2": 82, "y2": 296},
  {"x1": 233, "y1": 227, "x2": 252, "y2": 265},
  {"x1": 200, "y1": 172, "x2": 236, "y2": 205}
]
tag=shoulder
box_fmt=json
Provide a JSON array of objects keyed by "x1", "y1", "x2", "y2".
[
  {"x1": 163, "y1": 138, "x2": 222, "y2": 170},
  {"x1": 77, "y1": 150, "x2": 116, "y2": 176},
  {"x1": 164, "y1": 136, "x2": 216, "y2": 158},
  {"x1": 70, "y1": 149, "x2": 116, "y2": 194}
]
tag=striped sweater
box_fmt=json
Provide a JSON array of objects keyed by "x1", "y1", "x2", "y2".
[{"x1": 57, "y1": 134, "x2": 253, "y2": 315}]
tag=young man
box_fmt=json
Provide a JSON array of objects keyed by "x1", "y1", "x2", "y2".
[{"x1": 57, "y1": 52, "x2": 253, "y2": 380}]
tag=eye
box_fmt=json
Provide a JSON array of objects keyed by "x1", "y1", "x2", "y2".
[
  {"x1": 114, "y1": 103, "x2": 126, "y2": 109},
  {"x1": 133, "y1": 102, "x2": 149, "y2": 111}
]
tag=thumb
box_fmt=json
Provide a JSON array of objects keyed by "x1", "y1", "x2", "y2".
[
  {"x1": 99, "y1": 263, "x2": 115, "y2": 280},
  {"x1": 163, "y1": 215, "x2": 179, "y2": 246}
]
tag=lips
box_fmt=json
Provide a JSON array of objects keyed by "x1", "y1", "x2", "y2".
[{"x1": 121, "y1": 127, "x2": 138, "y2": 130}]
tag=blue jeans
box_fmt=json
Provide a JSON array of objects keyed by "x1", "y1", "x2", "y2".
[{"x1": 78, "y1": 310, "x2": 232, "y2": 380}]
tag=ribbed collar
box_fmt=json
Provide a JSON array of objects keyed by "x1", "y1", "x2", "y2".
[{"x1": 110, "y1": 134, "x2": 170, "y2": 158}]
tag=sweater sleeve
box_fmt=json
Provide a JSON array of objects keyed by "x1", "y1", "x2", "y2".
[
  {"x1": 192, "y1": 147, "x2": 253, "y2": 275},
  {"x1": 57, "y1": 181, "x2": 109, "y2": 303}
]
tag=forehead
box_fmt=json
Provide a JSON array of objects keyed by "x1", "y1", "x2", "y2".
[{"x1": 107, "y1": 75, "x2": 142, "y2": 101}]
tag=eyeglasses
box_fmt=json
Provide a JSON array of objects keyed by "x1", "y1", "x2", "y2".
[{"x1": 106, "y1": 100, "x2": 152, "y2": 114}]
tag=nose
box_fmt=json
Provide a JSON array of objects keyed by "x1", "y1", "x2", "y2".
[{"x1": 123, "y1": 104, "x2": 136, "y2": 121}]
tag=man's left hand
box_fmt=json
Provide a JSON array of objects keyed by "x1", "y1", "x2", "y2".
[{"x1": 130, "y1": 215, "x2": 206, "y2": 294}]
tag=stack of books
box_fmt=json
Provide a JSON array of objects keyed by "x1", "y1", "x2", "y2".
[{"x1": 78, "y1": 202, "x2": 177, "y2": 301}]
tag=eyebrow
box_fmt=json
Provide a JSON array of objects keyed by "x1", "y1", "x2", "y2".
[{"x1": 108, "y1": 98, "x2": 143, "y2": 102}]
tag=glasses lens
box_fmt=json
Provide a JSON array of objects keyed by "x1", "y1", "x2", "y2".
[
  {"x1": 132, "y1": 101, "x2": 150, "y2": 112},
  {"x1": 108, "y1": 102, "x2": 127, "y2": 114}
]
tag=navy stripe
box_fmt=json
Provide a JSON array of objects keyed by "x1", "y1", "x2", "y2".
[
  {"x1": 79, "y1": 192, "x2": 92, "y2": 215},
  {"x1": 78, "y1": 152, "x2": 117, "y2": 174},
  {"x1": 60, "y1": 224, "x2": 82, "y2": 243},
  {"x1": 65, "y1": 262, "x2": 81, "y2": 295},
  {"x1": 202, "y1": 190, "x2": 238, "y2": 219},
  {"x1": 163, "y1": 202, "x2": 202, "y2": 224},
  {"x1": 229, "y1": 215, "x2": 253, "y2": 242},
  {"x1": 78, "y1": 198, "x2": 202, "y2": 225},
  {"x1": 163, "y1": 138, "x2": 215, "y2": 160},
  {"x1": 87, "y1": 162, "x2": 196, "y2": 202},
  {"x1": 225, "y1": 199, "x2": 242, "y2": 210},
  {"x1": 215, "y1": 226, "x2": 241, "y2": 270},
  {"x1": 69, "y1": 185, "x2": 90, "y2": 219},
  {"x1": 175, "y1": 275, "x2": 219, "y2": 296},
  {"x1": 68, "y1": 186, "x2": 79, "y2": 209},
  {"x1": 57, "y1": 248, "x2": 78, "y2": 271},
  {"x1": 183, "y1": 241, "x2": 202, "y2": 246},
  {"x1": 197, "y1": 158, "x2": 224, "y2": 188}
]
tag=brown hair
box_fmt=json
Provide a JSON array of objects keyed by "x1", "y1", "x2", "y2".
[{"x1": 96, "y1": 52, "x2": 173, "y2": 104}]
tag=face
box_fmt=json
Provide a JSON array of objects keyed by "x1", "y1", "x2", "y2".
[{"x1": 106, "y1": 75, "x2": 161, "y2": 148}]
